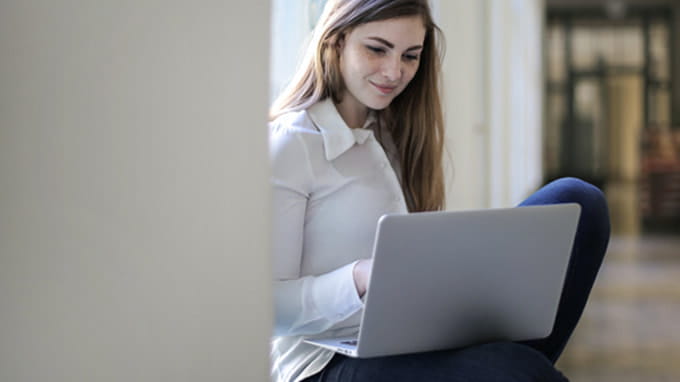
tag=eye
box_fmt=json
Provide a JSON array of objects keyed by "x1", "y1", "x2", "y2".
[
  {"x1": 403, "y1": 53, "x2": 420, "y2": 62},
  {"x1": 366, "y1": 45, "x2": 386, "y2": 55}
]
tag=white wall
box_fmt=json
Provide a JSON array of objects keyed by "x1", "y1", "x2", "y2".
[
  {"x1": 0, "y1": 1, "x2": 271, "y2": 381},
  {"x1": 440, "y1": 0, "x2": 545, "y2": 209},
  {"x1": 270, "y1": 0, "x2": 316, "y2": 103},
  {"x1": 438, "y1": 0, "x2": 489, "y2": 210},
  {"x1": 487, "y1": 0, "x2": 545, "y2": 207}
]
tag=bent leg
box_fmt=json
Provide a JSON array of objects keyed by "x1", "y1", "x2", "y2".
[
  {"x1": 308, "y1": 342, "x2": 568, "y2": 382},
  {"x1": 519, "y1": 177, "x2": 611, "y2": 362}
]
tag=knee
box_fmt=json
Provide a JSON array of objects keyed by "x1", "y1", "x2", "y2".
[
  {"x1": 546, "y1": 178, "x2": 606, "y2": 209},
  {"x1": 522, "y1": 176, "x2": 610, "y2": 248},
  {"x1": 524, "y1": 177, "x2": 606, "y2": 208},
  {"x1": 551, "y1": 177, "x2": 609, "y2": 226}
]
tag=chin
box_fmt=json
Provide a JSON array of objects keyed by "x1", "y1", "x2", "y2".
[{"x1": 365, "y1": 98, "x2": 393, "y2": 111}]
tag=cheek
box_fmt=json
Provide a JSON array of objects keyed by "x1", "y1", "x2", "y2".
[
  {"x1": 339, "y1": 58, "x2": 359, "y2": 89},
  {"x1": 402, "y1": 66, "x2": 420, "y2": 86},
  {"x1": 341, "y1": 53, "x2": 361, "y2": 79},
  {"x1": 350, "y1": 49, "x2": 382, "y2": 75}
]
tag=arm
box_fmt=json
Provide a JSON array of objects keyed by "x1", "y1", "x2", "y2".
[
  {"x1": 352, "y1": 258, "x2": 372, "y2": 297},
  {"x1": 270, "y1": 128, "x2": 364, "y2": 337}
]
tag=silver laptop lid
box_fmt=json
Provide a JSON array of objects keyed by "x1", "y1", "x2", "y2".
[{"x1": 355, "y1": 203, "x2": 580, "y2": 358}]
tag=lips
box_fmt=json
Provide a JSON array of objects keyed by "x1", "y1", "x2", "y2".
[{"x1": 370, "y1": 81, "x2": 397, "y2": 95}]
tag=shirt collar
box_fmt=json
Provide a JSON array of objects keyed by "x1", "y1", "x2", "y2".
[{"x1": 307, "y1": 98, "x2": 377, "y2": 161}]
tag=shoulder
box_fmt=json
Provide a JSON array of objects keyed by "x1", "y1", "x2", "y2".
[
  {"x1": 269, "y1": 109, "x2": 320, "y2": 139},
  {"x1": 268, "y1": 109, "x2": 323, "y2": 188},
  {"x1": 269, "y1": 109, "x2": 322, "y2": 160}
]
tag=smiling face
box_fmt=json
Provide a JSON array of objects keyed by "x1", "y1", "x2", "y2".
[{"x1": 336, "y1": 16, "x2": 426, "y2": 128}]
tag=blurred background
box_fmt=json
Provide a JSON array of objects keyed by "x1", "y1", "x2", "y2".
[
  {"x1": 545, "y1": 1, "x2": 680, "y2": 381},
  {"x1": 272, "y1": 0, "x2": 680, "y2": 380}
]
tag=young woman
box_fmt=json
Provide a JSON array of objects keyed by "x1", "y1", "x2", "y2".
[{"x1": 269, "y1": 1, "x2": 610, "y2": 381}]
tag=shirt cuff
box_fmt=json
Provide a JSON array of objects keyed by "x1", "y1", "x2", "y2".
[{"x1": 311, "y1": 261, "x2": 364, "y2": 322}]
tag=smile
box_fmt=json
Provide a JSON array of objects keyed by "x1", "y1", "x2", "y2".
[{"x1": 370, "y1": 81, "x2": 397, "y2": 95}]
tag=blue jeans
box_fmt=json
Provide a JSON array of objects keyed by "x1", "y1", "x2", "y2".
[{"x1": 304, "y1": 178, "x2": 611, "y2": 382}]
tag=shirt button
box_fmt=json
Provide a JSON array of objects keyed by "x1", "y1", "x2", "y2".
[{"x1": 380, "y1": 162, "x2": 388, "y2": 169}]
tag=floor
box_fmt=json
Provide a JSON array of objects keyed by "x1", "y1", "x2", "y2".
[{"x1": 555, "y1": 182, "x2": 680, "y2": 381}]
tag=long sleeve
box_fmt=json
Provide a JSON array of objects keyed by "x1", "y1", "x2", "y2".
[
  {"x1": 269, "y1": 101, "x2": 409, "y2": 382},
  {"x1": 270, "y1": 126, "x2": 363, "y2": 337}
]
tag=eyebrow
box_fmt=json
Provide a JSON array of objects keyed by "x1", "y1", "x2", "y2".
[{"x1": 367, "y1": 37, "x2": 423, "y2": 51}]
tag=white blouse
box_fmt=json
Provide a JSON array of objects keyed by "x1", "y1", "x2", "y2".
[{"x1": 269, "y1": 98, "x2": 408, "y2": 382}]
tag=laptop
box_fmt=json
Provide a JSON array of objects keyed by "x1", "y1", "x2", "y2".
[{"x1": 304, "y1": 203, "x2": 581, "y2": 358}]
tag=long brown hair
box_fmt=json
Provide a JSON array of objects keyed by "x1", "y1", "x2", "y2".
[{"x1": 270, "y1": 0, "x2": 446, "y2": 212}]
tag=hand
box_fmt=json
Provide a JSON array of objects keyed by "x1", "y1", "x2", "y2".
[{"x1": 352, "y1": 259, "x2": 373, "y2": 298}]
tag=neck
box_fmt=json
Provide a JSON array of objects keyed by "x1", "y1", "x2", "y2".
[{"x1": 335, "y1": 97, "x2": 368, "y2": 129}]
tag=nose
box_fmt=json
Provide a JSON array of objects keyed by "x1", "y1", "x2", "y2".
[{"x1": 381, "y1": 56, "x2": 402, "y2": 83}]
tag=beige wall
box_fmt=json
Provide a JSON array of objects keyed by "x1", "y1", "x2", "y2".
[{"x1": 0, "y1": 1, "x2": 271, "y2": 381}]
